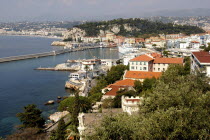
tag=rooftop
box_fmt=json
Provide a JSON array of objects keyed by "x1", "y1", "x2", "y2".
[
  {"x1": 130, "y1": 54, "x2": 154, "y2": 62},
  {"x1": 125, "y1": 71, "x2": 162, "y2": 79},
  {"x1": 113, "y1": 79, "x2": 135, "y2": 87},
  {"x1": 192, "y1": 51, "x2": 210, "y2": 63},
  {"x1": 153, "y1": 58, "x2": 184, "y2": 64},
  {"x1": 104, "y1": 85, "x2": 130, "y2": 96}
]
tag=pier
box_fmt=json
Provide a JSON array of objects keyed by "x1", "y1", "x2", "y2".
[{"x1": 0, "y1": 46, "x2": 101, "y2": 63}]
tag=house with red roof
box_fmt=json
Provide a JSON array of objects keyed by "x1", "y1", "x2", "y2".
[
  {"x1": 101, "y1": 79, "x2": 135, "y2": 100},
  {"x1": 190, "y1": 41, "x2": 200, "y2": 49},
  {"x1": 153, "y1": 58, "x2": 184, "y2": 72},
  {"x1": 129, "y1": 54, "x2": 154, "y2": 72},
  {"x1": 191, "y1": 51, "x2": 210, "y2": 77},
  {"x1": 129, "y1": 53, "x2": 184, "y2": 72}
]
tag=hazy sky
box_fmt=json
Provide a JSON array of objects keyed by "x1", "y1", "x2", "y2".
[{"x1": 0, "y1": 0, "x2": 210, "y2": 22}]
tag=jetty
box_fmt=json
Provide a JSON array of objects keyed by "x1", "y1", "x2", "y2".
[{"x1": 0, "y1": 46, "x2": 101, "y2": 63}]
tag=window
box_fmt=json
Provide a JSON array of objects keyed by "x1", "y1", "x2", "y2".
[
  {"x1": 131, "y1": 66, "x2": 134, "y2": 70},
  {"x1": 154, "y1": 68, "x2": 155, "y2": 71},
  {"x1": 143, "y1": 67, "x2": 147, "y2": 70},
  {"x1": 144, "y1": 62, "x2": 146, "y2": 65},
  {"x1": 163, "y1": 64, "x2": 165, "y2": 66},
  {"x1": 140, "y1": 67, "x2": 142, "y2": 70},
  {"x1": 140, "y1": 62, "x2": 142, "y2": 65},
  {"x1": 163, "y1": 68, "x2": 165, "y2": 71},
  {"x1": 132, "y1": 62, "x2": 134, "y2": 65},
  {"x1": 158, "y1": 68, "x2": 160, "y2": 71},
  {"x1": 136, "y1": 62, "x2": 138, "y2": 65}
]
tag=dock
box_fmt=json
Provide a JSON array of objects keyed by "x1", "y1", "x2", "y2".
[
  {"x1": 35, "y1": 67, "x2": 78, "y2": 71},
  {"x1": 0, "y1": 46, "x2": 101, "y2": 63}
]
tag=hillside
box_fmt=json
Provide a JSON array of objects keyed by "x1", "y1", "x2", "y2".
[{"x1": 73, "y1": 18, "x2": 205, "y2": 37}]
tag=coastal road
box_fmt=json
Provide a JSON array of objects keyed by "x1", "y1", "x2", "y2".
[{"x1": 45, "y1": 114, "x2": 71, "y2": 132}]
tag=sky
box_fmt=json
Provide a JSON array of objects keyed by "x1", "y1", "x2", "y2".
[{"x1": 0, "y1": 0, "x2": 210, "y2": 22}]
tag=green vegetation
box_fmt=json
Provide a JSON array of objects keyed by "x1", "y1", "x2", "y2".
[
  {"x1": 58, "y1": 96, "x2": 91, "y2": 113},
  {"x1": 74, "y1": 18, "x2": 205, "y2": 37},
  {"x1": 50, "y1": 118, "x2": 66, "y2": 140},
  {"x1": 71, "y1": 92, "x2": 80, "y2": 133},
  {"x1": 88, "y1": 65, "x2": 128, "y2": 104},
  {"x1": 16, "y1": 104, "x2": 45, "y2": 129},
  {"x1": 88, "y1": 64, "x2": 210, "y2": 139},
  {"x1": 204, "y1": 43, "x2": 210, "y2": 51}
]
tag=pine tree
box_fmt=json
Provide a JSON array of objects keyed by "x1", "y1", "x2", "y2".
[
  {"x1": 56, "y1": 118, "x2": 66, "y2": 140},
  {"x1": 16, "y1": 104, "x2": 45, "y2": 129},
  {"x1": 70, "y1": 91, "x2": 80, "y2": 132}
]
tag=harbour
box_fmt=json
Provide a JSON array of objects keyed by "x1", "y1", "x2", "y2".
[{"x1": 0, "y1": 35, "x2": 119, "y2": 137}]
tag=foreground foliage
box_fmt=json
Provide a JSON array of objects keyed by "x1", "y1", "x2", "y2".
[
  {"x1": 16, "y1": 104, "x2": 45, "y2": 129},
  {"x1": 88, "y1": 64, "x2": 210, "y2": 140}
]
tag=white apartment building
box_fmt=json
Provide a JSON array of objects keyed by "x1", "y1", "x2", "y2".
[
  {"x1": 191, "y1": 51, "x2": 210, "y2": 77},
  {"x1": 153, "y1": 58, "x2": 184, "y2": 72}
]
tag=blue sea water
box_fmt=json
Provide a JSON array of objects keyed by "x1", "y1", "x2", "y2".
[{"x1": 0, "y1": 35, "x2": 119, "y2": 137}]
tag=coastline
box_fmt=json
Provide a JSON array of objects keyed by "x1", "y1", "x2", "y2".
[{"x1": 0, "y1": 34, "x2": 63, "y2": 40}]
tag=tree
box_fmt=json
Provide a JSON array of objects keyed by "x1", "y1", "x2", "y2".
[
  {"x1": 142, "y1": 77, "x2": 156, "y2": 91},
  {"x1": 134, "y1": 80, "x2": 142, "y2": 94},
  {"x1": 70, "y1": 92, "x2": 80, "y2": 132},
  {"x1": 84, "y1": 65, "x2": 89, "y2": 78},
  {"x1": 56, "y1": 118, "x2": 66, "y2": 140},
  {"x1": 58, "y1": 96, "x2": 91, "y2": 113},
  {"x1": 50, "y1": 118, "x2": 66, "y2": 140},
  {"x1": 16, "y1": 104, "x2": 45, "y2": 129},
  {"x1": 88, "y1": 65, "x2": 210, "y2": 139},
  {"x1": 183, "y1": 57, "x2": 191, "y2": 75},
  {"x1": 204, "y1": 43, "x2": 210, "y2": 51}
]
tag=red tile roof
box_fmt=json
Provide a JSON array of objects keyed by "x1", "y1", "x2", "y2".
[
  {"x1": 113, "y1": 79, "x2": 135, "y2": 86},
  {"x1": 149, "y1": 53, "x2": 162, "y2": 58},
  {"x1": 153, "y1": 58, "x2": 184, "y2": 64},
  {"x1": 104, "y1": 85, "x2": 130, "y2": 96},
  {"x1": 130, "y1": 54, "x2": 154, "y2": 62},
  {"x1": 125, "y1": 71, "x2": 162, "y2": 79},
  {"x1": 191, "y1": 41, "x2": 200, "y2": 43},
  {"x1": 192, "y1": 51, "x2": 210, "y2": 63}
]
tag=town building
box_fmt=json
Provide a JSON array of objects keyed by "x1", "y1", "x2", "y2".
[
  {"x1": 101, "y1": 79, "x2": 135, "y2": 100},
  {"x1": 129, "y1": 53, "x2": 184, "y2": 72},
  {"x1": 123, "y1": 70, "x2": 162, "y2": 82},
  {"x1": 121, "y1": 96, "x2": 143, "y2": 115},
  {"x1": 129, "y1": 54, "x2": 154, "y2": 72},
  {"x1": 153, "y1": 58, "x2": 184, "y2": 72},
  {"x1": 191, "y1": 51, "x2": 210, "y2": 77},
  {"x1": 81, "y1": 59, "x2": 101, "y2": 71}
]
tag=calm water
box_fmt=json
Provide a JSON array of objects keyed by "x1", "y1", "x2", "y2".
[{"x1": 0, "y1": 36, "x2": 119, "y2": 137}]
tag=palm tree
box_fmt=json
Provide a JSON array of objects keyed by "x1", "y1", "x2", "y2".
[{"x1": 84, "y1": 65, "x2": 89, "y2": 78}]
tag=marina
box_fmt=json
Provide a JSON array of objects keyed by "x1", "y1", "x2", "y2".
[{"x1": 0, "y1": 35, "x2": 119, "y2": 137}]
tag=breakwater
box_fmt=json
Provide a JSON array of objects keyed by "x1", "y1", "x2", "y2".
[{"x1": 0, "y1": 46, "x2": 101, "y2": 63}]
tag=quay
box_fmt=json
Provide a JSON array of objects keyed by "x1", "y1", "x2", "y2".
[
  {"x1": 0, "y1": 46, "x2": 101, "y2": 63},
  {"x1": 35, "y1": 67, "x2": 78, "y2": 71}
]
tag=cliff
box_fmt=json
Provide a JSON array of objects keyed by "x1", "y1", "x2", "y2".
[{"x1": 63, "y1": 18, "x2": 205, "y2": 40}]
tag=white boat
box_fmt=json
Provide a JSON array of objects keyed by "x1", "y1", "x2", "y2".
[{"x1": 118, "y1": 44, "x2": 135, "y2": 54}]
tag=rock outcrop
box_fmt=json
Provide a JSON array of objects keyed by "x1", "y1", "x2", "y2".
[
  {"x1": 63, "y1": 27, "x2": 86, "y2": 41},
  {"x1": 51, "y1": 41, "x2": 67, "y2": 46}
]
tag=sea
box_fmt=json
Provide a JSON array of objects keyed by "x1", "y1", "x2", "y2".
[{"x1": 0, "y1": 35, "x2": 119, "y2": 137}]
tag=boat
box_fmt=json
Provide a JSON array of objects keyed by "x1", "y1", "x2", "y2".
[
  {"x1": 118, "y1": 44, "x2": 135, "y2": 54},
  {"x1": 45, "y1": 100, "x2": 55, "y2": 105}
]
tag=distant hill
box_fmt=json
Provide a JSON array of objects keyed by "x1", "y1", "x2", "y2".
[{"x1": 74, "y1": 18, "x2": 205, "y2": 37}]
